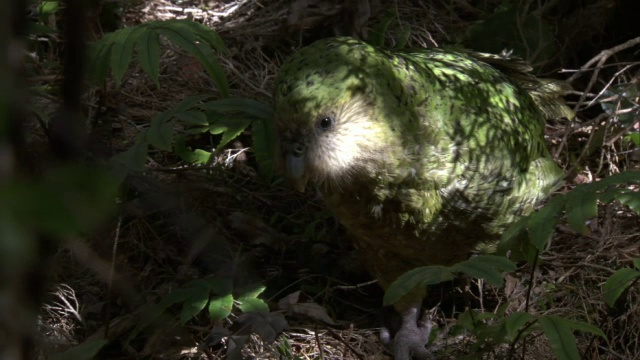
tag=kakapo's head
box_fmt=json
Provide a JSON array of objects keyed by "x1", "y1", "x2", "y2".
[{"x1": 273, "y1": 37, "x2": 407, "y2": 192}]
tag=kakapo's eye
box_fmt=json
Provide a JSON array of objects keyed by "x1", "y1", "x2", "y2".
[{"x1": 317, "y1": 116, "x2": 334, "y2": 131}]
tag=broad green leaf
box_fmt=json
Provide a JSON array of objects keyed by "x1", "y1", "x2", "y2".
[
  {"x1": 394, "y1": 24, "x2": 411, "y2": 49},
  {"x1": 626, "y1": 132, "x2": 640, "y2": 146},
  {"x1": 451, "y1": 255, "x2": 516, "y2": 287},
  {"x1": 38, "y1": 0, "x2": 59, "y2": 17},
  {"x1": 252, "y1": 118, "x2": 277, "y2": 179},
  {"x1": 156, "y1": 26, "x2": 229, "y2": 97},
  {"x1": 159, "y1": 94, "x2": 214, "y2": 121},
  {"x1": 50, "y1": 339, "x2": 108, "y2": 360},
  {"x1": 237, "y1": 285, "x2": 267, "y2": 299},
  {"x1": 128, "y1": 289, "x2": 192, "y2": 341},
  {"x1": 176, "y1": 110, "x2": 209, "y2": 125},
  {"x1": 179, "y1": 20, "x2": 228, "y2": 53},
  {"x1": 193, "y1": 41, "x2": 230, "y2": 98},
  {"x1": 561, "y1": 318, "x2": 607, "y2": 341},
  {"x1": 614, "y1": 190, "x2": 640, "y2": 214},
  {"x1": 174, "y1": 138, "x2": 212, "y2": 164},
  {"x1": 202, "y1": 98, "x2": 274, "y2": 121},
  {"x1": 28, "y1": 22, "x2": 56, "y2": 36},
  {"x1": 88, "y1": 40, "x2": 114, "y2": 84},
  {"x1": 208, "y1": 293, "x2": 234, "y2": 321},
  {"x1": 588, "y1": 171, "x2": 640, "y2": 188},
  {"x1": 497, "y1": 215, "x2": 528, "y2": 256},
  {"x1": 634, "y1": 258, "x2": 640, "y2": 270},
  {"x1": 109, "y1": 26, "x2": 143, "y2": 87},
  {"x1": 368, "y1": 11, "x2": 396, "y2": 47},
  {"x1": 504, "y1": 312, "x2": 534, "y2": 338},
  {"x1": 147, "y1": 116, "x2": 173, "y2": 151},
  {"x1": 565, "y1": 188, "x2": 598, "y2": 234},
  {"x1": 467, "y1": 4, "x2": 556, "y2": 66},
  {"x1": 477, "y1": 321, "x2": 508, "y2": 345},
  {"x1": 11, "y1": 167, "x2": 118, "y2": 236},
  {"x1": 603, "y1": 267, "x2": 640, "y2": 307},
  {"x1": 227, "y1": 335, "x2": 249, "y2": 360},
  {"x1": 217, "y1": 118, "x2": 252, "y2": 151},
  {"x1": 188, "y1": 149, "x2": 212, "y2": 164},
  {"x1": 384, "y1": 265, "x2": 453, "y2": 306},
  {"x1": 538, "y1": 315, "x2": 580, "y2": 360},
  {"x1": 119, "y1": 140, "x2": 149, "y2": 170},
  {"x1": 237, "y1": 297, "x2": 269, "y2": 314},
  {"x1": 206, "y1": 278, "x2": 234, "y2": 295},
  {"x1": 157, "y1": 288, "x2": 193, "y2": 309},
  {"x1": 527, "y1": 196, "x2": 564, "y2": 251},
  {"x1": 110, "y1": 140, "x2": 149, "y2": 181},
  {"x1": 457, "y1": 309, "x2": 483, "y2": 331},
  {"x1": 180, "y1": 283, "x2": 209, "y2": 323},
  {"x1": 136, "y1": 29, "x2": 160, "y2": 86}
]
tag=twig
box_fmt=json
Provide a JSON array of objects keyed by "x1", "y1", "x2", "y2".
[
  {"x1": 587, "y1": 64, "x2": 639, "y2": 108},
  {"x1": 567, "y1": 37, "x2": 640, "y2": 112}
]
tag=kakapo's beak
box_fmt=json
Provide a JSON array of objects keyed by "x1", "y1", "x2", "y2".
[{"x1": 284, "y1": 142, "x2": 309, "y2": 192}]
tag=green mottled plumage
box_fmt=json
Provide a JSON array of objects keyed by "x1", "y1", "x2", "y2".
[{"x1": 274, "y1": 37, "x2": 566, "y2": 310}]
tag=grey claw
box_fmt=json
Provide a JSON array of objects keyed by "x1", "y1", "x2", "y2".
[{"x1": 381, "y1": 306, "x2": 435, "y2": 360}]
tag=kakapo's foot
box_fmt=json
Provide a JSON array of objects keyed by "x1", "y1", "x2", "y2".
[{"x1": 380, "y1": 305, "x2": 433, "y2": 360}]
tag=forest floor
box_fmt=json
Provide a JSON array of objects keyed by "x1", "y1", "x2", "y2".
[{"x1": 34, "y1": 0, "x2": 640, "y2": 359}]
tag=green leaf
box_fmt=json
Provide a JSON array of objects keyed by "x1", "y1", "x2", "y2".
[
  {"x1": 218, "y1": 118, "x2": 252, "y2": 151},
  {"x1": 633, "y1": 258, "x2": 640, "y2": 270},
  {"x1": 109, "y1": 26, "x2": 143, "y2": 88},
  {"x1": 237, "y1": 297, "x2": 269, "y2": 314},
  {"x1": 147, "y1": 116, "x2": 173, "y2": 151},
  {"x1": 527, "y1": 196, "x2": 564, "y2": 251},
  {"x1": 504, "y1": 312, "x2": 534, "y2": 338},
  {"x1": 206, "y1": 278, "x2": 234, "y2": 295},
  {"x1": 88, "y1": 40, "x2": 114, "y2": 84},
  {"x1": 136, "y1": 29, "x2": 161, "y2": 86},
  {"x1": 176, "y1": 110, "x2": 209, "y2": 125},
  {"x1": 614, "y1": 190, "x2": 640, "y2": 214},
  {"x1": 28, "y1": 22, "x2": 57, "y2": 36},
  {"x1": 538, "y1": 315, "x2": 580, "y2": 360},
  {"x1": 179, "y1": 19, "x2": 228, "y2": 53},
  {"x1": 457, "y1": 309, "x2": 494, "y2": 331},
  {"x1": 565, "y1": 188, "x2": 598, "y2": 234},
  {"x1": 384, "y1": 265, "x2": 453, "y2": 306},
  {"x1": 38, "y1": 0, "x2": 59, "y2": 18},
  {"x1": 208, "y1": 293, "x2": 234, "y2": 321},
  {"x1": 160, "y1": 94, "x2": 214, "y2": 121},
  {"x1": 497, "y1": 215, "x2": 528, "y2": 256},
  {"x1": 128, "y1": 288, "x2": 193, "y2": 341},
  {"x1": 451, "y1": 255, "x2": 516, "y2": 287},
  {"x1": 155, "y1": 25, "x2": 229, "y2": 97},
  {"x1": 394, "y1": 24, "x2": 411, "y2": 49},
  {"x1": 603, "y1": 267, "x2": 640, "y2": 307},
  {"x1": 180, "y1": 286, "x2": 211, "y2": 323},
  {"x1": 237, "y1": 285, "x2": 267, "y2": 299},
  {"x1": 251, "y1": 118, "x2": 277, "y2": 179},
  {"x1": 561, "y1": 318, "x2": 607, "y2": 341},
  {"x1": 113, "y1": 140, "x2": 148, "y2": 170},
  {"x1": 626, "y1": 132, "x2": 640, "y2": 146},
  {"x1": 201, "y1": 98, "x2": 273, "y2": 121},
  {"x1": 467, "y1": 5, "x2": 556, "y2": 66},
  {"x1": 10, "y1": 167, "x2": 118, "y2": 236},
  {"x1": 368, "y1": 11, "x2": 396, "y2": 47},
  {"x1": 173, "y1": 138, "x2": 212, "y2": 164},
  {"x1": 50, "y1": 339, "x2": 108, "y2": 360}
]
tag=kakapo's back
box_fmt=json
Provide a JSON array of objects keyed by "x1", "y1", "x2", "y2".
[{"x1": 274, "y1": 37, "x2": 566, "y2": 291}]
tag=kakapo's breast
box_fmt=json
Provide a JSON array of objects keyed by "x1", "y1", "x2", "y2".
[{"x1": 321, "y1": 182, "x2": 497, "y2": 290}]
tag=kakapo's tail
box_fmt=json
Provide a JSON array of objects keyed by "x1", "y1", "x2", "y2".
[{"x1": 467, "y1": 51, "x2": 576, "y2": 122}]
